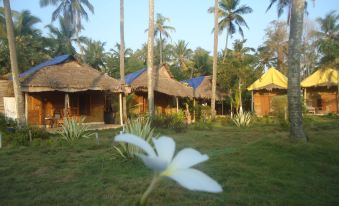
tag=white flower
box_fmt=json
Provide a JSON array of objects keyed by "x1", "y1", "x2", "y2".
[{"x1": 115, "y1": 133, "x2": 223, "y2": 193}]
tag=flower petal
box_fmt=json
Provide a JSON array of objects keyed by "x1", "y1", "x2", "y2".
[
  {"x1": 115, "y1": 133, "x2": 156, "y2": 157},
  {"x1": 138, "y1": 154, "x2": 168, "y2": 172},
  {"x1": 166, "y1": 168, "x2": 223, "y2": 193},
  {"x1": 152, "y1": 136, "x2": 176, "y2": 164},
  {"x1": 169, "y1": 148, "x2": 209, "y2": 170}
]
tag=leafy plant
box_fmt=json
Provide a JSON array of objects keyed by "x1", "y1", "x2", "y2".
[
  {"x1": 58, "y1": 117, "x2": 91, "y2": 144},
  {"x1": 232, "y1": 111, "x2": 252, "y2": 127},
  {"x1": 114, "y1": 117, "x2": 155, "y2": 159},
  {"x1": 151, "y1": 111, "x2": 187, "y2": 132}
]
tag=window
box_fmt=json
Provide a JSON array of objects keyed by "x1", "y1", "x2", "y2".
[{"x1": 79, "y1": 93, "x2": 90, "y2": 115}]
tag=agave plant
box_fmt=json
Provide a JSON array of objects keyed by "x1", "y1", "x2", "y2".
[
  {"x1": 232, "y1": 111, "x2": 252, "y2": 127},
  {"x1": 58, "y1": 117, "x2": 91, "y2": 143},
  {"x1": 113, "y1": 117, "x2": 155, "y2": 159}
]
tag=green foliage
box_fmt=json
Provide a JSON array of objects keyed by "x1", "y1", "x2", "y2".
[
  {"x1": 191, "y1": 119, "x2": 213, "y2": 130},
  {"x1": 271, "y1": 95, "x2": 288, "y2": 127},
  {"x1": 114, "y1": 117, "x2": 155, "y2": 159},
  {"x1": 152, "y1": 111, "x2": 186, "y2": 133},
  {"x1": 58, "y1": 117, "x2": 91, "y2": 144},
  {"x1": 232, "y1": 111, "x2": 252, "y2": 127}
]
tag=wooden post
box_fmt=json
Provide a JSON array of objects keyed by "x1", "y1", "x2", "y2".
[
  {"x1": 193, "y1": 98, "x2": 196, "y2": 123},
  {"x1": 25, "y1": 92, "x2": 28, "y2": 124},
  {"x1": 95, "y1": 133, "x2": 99, "y2": 145},
  {"x1": 64, "y1": 93, "x2": 70, "y2": 117},
  {"x1": 304, "y1": 88, "x2": 307, "y2": 105},
  {"x1": 176, "y1": 97, "x2": 179, "y2": 112},
  {"x1": 0, "y1": 133, "x2": 2, "y2": 148},
  {"x1": 119, "y1": 93, "x2": 123, "y2": 126},
  {"x1": 221, "y1": 99, "x2": 224, "y2": 116},
  {"x1": 251, "y1": 91, "x2": 254, "y2": 112}
]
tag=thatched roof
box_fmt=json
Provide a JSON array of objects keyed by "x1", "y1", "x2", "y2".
[
  {"x1": 183, "y1": 76, "x2": 226, "y2": 100},
  {"x1": 21, "y1": 55, "x2": 122, "y2": 92},
  {"x1": 125, "y1": 65, "x2": 193, "y2": 97}
]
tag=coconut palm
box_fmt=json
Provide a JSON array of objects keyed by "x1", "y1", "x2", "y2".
[
  {"x1": 266, "y1": 0, "x2": 309, "y2": 23},
  {"x1": 211, "y1": 0, "x2": 219, "y2": 119},
  {"x1": 2, "y1": 0, "x2": 25, "y2": 125},
  {"x1": 208, "y1": 0, "x2": 253, "y2": 61},
  {"x1": 120, "y1": 0, "x2": 127, "y2": 122},
  {"x1": 147, "y1": 0, "x2": 155, "y2": 117},
  {"x1": 45, "y1": 17, "x2": 77, "y2": 55},
  {"x1": 147, "y1": 13, "x2": 175, "y2": 65},
  {"x1": 82, "y1": 38, "x2": 106, "y2": 69},
  {"x1": 40, "y1": 0, "x2": 94, "y2": 55},
  {"x1": 14, "y1": 10, "x2": 41, "y2": 36},
  {"x1": 172, "y1": 40, "x2": 193, "y2": 72}
]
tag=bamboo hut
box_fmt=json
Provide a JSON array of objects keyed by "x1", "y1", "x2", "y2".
[
  {"x1": 183, "y1": 76, "x2": 226, "y2": 115},
  {"x1": 125, "y1": 65, "x2": 193, "y2": 114},
  {"x1": 301, "y1": 68, "x2": 338, "y2": 114},
  {"x1": 247, "y1": 67, "x2": 287, "y2": 116},
  {"x1": 19, "y1": 55, "x2": 123, "y2": 127}
]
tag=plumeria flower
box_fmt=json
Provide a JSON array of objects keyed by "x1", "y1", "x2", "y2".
[{"x1": 115, "y1": 133, "x2": 223, "y2": 194}]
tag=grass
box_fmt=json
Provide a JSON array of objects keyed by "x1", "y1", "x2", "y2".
[{"x1": 0, "y1": 116, "x2": 339, "y2": 205}]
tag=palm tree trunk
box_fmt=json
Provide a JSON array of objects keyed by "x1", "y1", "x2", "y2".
[
  {"x1": 120, "y1": 0, "x2": 127, "y2": 122},
  {"x1": 159, "y1": 32, "x2": 163, "y2": 65},
  {"x1": 238, "y1": 78, "x2": 243, "y2": 113},
  {"x1": 230, "y1": 89, "x2": 233, "y2": 118},
  {"x1": 287, "y1": 0, "x2": 307, "y2": 141},
  {"x1": 211, "y1": 0, "x2": 219, "y2": 119},
  {"x1": 222, "y1": 30, "x2": 229, "y2": 62},
  {"x1": 76, "y1": 12, "x2": 83, "y2": 56},
  {"x1": 3, "y1": 0, "x2": 25, "y2": 126},
  {"x1": 147, "y1": 0, "x2": 155, "y2": 117}
]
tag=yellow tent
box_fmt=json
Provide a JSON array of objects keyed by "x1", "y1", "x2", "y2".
[
  {"x1": 301, "y1": 68, "x2": 338, "y2": 88},
  {"x1": 247, "y1": 67, "x2": 287, "y2": 91}
]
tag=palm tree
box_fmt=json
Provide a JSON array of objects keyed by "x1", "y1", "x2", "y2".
[
  {"x1": 3, "y1": 0, "x2": 25, "y2": 125},
  {"x1": 208, "y1": 0, "x2": 253, "y2": 61},
  {"x1": 147, "y1": 0, "x2": 155, "y2": 118},
  {"x1": 120, "y1": 0, "x2": 127, "y2": 122},
  {"x1": 45, "y1": 17, "x2": 77, "y2": 55},
  {"x1": 82, "y1": 38, "x2": 106, "y2": 69},
  {"x1": 172, "y1": 40, "x2": 193, "y2": 72},
  {"x1": 211, "y1": 0, "x2": 219, "y2": 119},
  {"x1": 191, "y1": 47, "x2": 212, "y2": 78},
  {"x1": 266, "y1": 0, "x2": 309, "y2": 24},
  {"x1": 147, "y1": 13, "x2": 175, "y2": 65},
  {"x1": 287, "y1": 0, "x2": 307, "y2": 141},
  {"x1": 40, "y1": 0, "x2": 94, "y2": 55},
  {"x1": 14, "y1": 10, "x2": 41, "y2": 36}
]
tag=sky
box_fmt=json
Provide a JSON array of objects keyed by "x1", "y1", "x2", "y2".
[{"x1": 9, "y1": 0, "x2": 339, "y2": 53}]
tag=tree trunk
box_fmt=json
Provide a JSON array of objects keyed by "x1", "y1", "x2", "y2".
[
  {"x1": 222, "y1": 30, "x2": 229, "y2": 62},
  {"x1": 3, "y1": 0, "x2": 25, "y2": 126},
  {"x1": 159, "y1": 32, "x2": 163, "y2": 66},
  {"x1": 287, "y1": 0, "x2": 307, "y2": 141},
  {"x1": 147, "y1": 0, "x2": 155, "y2": 117},
  {"x1": 190, "y1": 67, "x2": 194, "y2": 78},
  {"x1": 211, "y1": 0, "x2": 219, "y2": 119},
  {"x1": 238, "y1": 78, "x2": 243, "y2": 113},
  {"x1": 120, "y1": 0, "x2": 127, "y2": 122},
  {"x1": 76, "y1": 12, "x2": 83, "y2": 56}
]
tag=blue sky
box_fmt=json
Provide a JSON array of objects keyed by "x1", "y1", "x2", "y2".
[{"x1": 9, "y1": 0, "x2": 338, "y2": 53}]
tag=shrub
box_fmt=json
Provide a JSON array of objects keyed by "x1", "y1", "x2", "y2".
[
  {"x1": 114, "y1": 117, "x2": 155, "y2": 159},
  {"x1": 151, "y1": 111, "x2": 186, "y2": 132},
  {"x1": 192, "y1": 119, "x2": 213, "y2": 130},
  {"x1": 58, "y1": 117, "x2": 91, "y2": 144},
  {"x1": 232, "y1": 111, "x2": 252, "y2": 127},
  {"x1": 3, "y1": 126, "x2": 50, "y2": 146},
  {"x1": 271, "y1": 95, "x2": 288, "y2": 127}
]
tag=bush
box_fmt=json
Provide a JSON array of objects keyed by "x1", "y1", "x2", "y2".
[
  {"x1": 151, "y1": 111, "x2": 186, "y2": 132},
  {"x1": 192, "y1": 119, "x2": 213, "y2": 130},
  {"x1": 3, "y1": 126, "x2": 50, "y2": 146},
  {"x1": 58, "y1": 117, "x2": 92, "y2": 144},
  {"x1": 271, "y1": 95, "x2": 288, "y2": 127},
  {"x1": 114, "y1": 117, "x2": 155, "y2": 159}
]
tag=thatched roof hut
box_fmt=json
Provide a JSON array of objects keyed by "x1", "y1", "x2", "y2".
[
  {"x1": 125, "y1": 65, "x2": 193, "y2": 97},
  {"x1": 183, "y1": 76, "x2": 226, "y2": 100},
  {"x1": 20, "y1": 55, "x2": 122, "y2": 93},
  {"x1": 247, "y1": 67, "x2": 287, "y2": 91}
]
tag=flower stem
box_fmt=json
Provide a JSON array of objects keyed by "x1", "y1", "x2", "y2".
[{"x1": 138, "y1": 174, "x2": 159, "y2": 206}]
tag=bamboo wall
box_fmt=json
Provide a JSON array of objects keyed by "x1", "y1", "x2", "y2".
[
  {"x1": 253, "y1": 89, "x2": 286, "y2": 116},
  {"x1": 0, "y1": 80, "x2": 13, "y2": 114},
  {"x1": 306, "y1": 87, "x2": 338, "y2": 114},
  {"x1": 27, "y1": 91, "x2": 106, "y2": 126}
]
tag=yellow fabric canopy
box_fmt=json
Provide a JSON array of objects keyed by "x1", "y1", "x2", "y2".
[
  {"x1": 247, "y1": 67, "x2": 287, "y2": 91},
  {"x1": 301, "y1": 68, "x2": 338, "y2": 88}
]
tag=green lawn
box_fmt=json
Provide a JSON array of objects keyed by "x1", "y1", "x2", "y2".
[{"x1": 1, "y1": 116, "x2": 339, "y2": 206}]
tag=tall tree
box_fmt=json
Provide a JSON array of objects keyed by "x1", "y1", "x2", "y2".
[
  {"x1": 40, "y1": 0, "x2": 94, "y2": 55},
  {"x1": 266, "y1": 0, "x2": 309, "y2": 24},
  {"x1": 149, "y1": 13, "x2": 175, "y2": 65},
  {"x1": 147, "y1": 0, "x2": 155, "y2": 117},
  {"x1": 287, "y1": 0, "x2": 307, "y2": 141},
  {"x1": 120, "y1": 0, "x2": 127, "y2": 122},
  {"x1": 3, "y1": 0, "x2": 25, "y2": 125},
  {"x1": 211, "y1": 0, "x2": 219, "y2": 119},
  {"x1": 82, "y1": 38, "x2": 106, "y2": 69},
  {"x1": 172, "y1": 40, "x2": 193, "y2": 72},
  {"x1": 208, "y1": 0, "x2": 252, "y2": 61}
]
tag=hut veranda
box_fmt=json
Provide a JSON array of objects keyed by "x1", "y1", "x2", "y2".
[{"x1": 0, "y1": 55, "x2": 126, "y2": 127}]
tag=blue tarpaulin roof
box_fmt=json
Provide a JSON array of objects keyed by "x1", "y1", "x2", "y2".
[
  {"x1": 18, "y1": 54, "x2": 73, "y2": 78},
  {"x1": 182, "y1": 76, "x2": 205, "y2": 89},
  {"x1": 125, "y1": 68, "x2": 146, "y2": 84}
]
